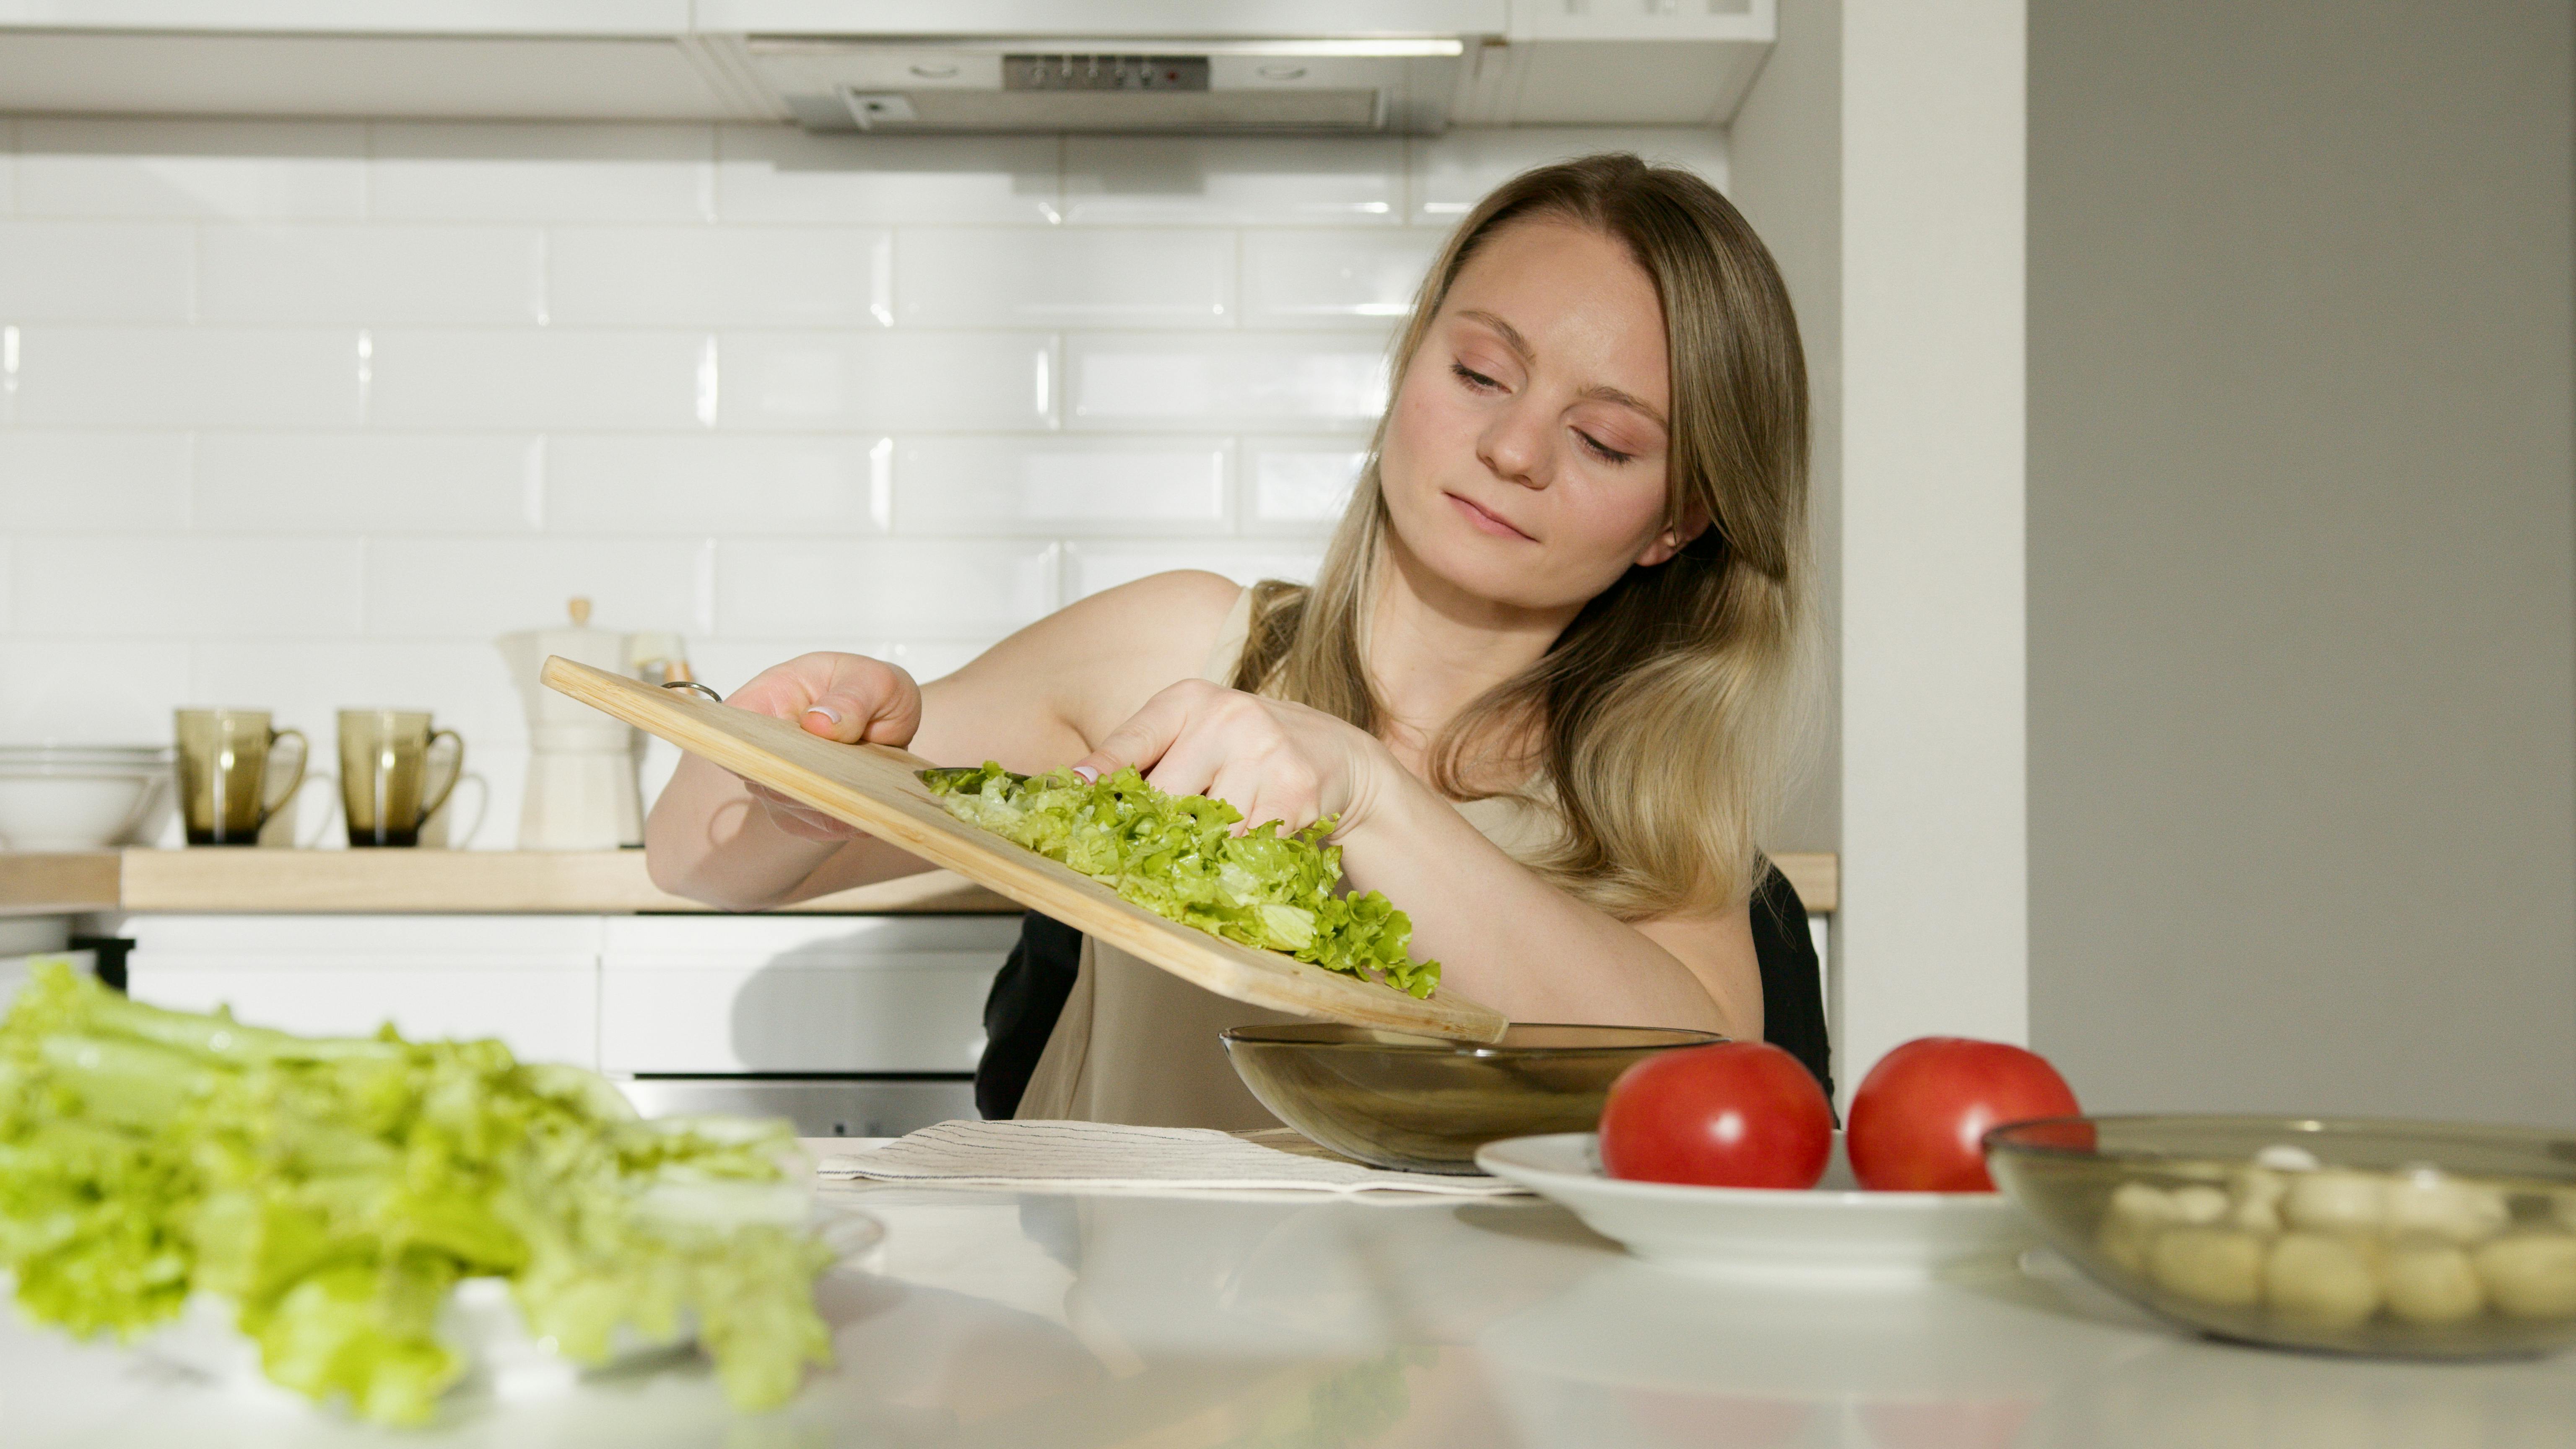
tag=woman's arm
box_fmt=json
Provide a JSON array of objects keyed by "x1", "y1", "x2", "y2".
[
  {"x1": 1070, "y1": 681, "x2": 1762, "y2": 1038},
  {"x1": 1347, "y1": 769, "x2": 1762, "y2": 1036},
  {"x1": 645, "y1": 571, "x2": 1241, "y2": 911}
]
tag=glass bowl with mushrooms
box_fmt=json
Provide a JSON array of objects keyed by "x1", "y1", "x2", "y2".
[{"x1": 1985, "y1": 1115, "x2": 2576, "y2": 1358}]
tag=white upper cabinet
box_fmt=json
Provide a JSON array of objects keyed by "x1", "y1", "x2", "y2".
[
  {"x1": 0, "y1": 2, "x2": 691, "y2": 34},
  {"x1": 0, "y1": 0, "x2": 1772, "y2": 128}
]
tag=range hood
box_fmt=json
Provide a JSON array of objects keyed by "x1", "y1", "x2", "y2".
[
  {"x1": 0, "y1": 2, "x2": 1776, "y2": 131},
  {"x1": 751, "y1": 38, "x2": 1463, "y2": 135}
]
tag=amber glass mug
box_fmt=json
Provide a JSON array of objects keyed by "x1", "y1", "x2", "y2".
[
  {"x1": 337, "y1": 710, "x2": 465, "y2": 848},
  {"x1": 174, "y1": 709, "x2": 309, "y2": 846}
]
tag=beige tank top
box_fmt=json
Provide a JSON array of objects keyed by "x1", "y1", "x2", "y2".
[{"x1": 1015, "y1": 587, "x2": 1562, "y2": 1130}]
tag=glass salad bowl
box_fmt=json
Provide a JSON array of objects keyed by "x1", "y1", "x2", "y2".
[
  {"x1": 1985, "y1": 1114, "x2": 2576, "y2": 1358},
  {"x1": 1221, "y1": 1022, "x2": 1721, "y2": 1174}
]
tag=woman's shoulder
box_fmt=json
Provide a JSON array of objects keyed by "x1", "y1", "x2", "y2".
[
  {"x1": 1079, "y1": 569, "x2": 1247, "y2": 627},
  {"x1": 1035, "y1": 570, "x2": 1248, "y2": 739}
]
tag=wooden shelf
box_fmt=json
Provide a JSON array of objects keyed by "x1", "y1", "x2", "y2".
[
  {"x1": 1, "y1": 849, "x2": 1015, "y2": 917},
  {"x1": 1771, "y1": 852, "x2": 1837, "y2": 914},
  {"x1": 2, "y1": 848, "x2": 1836, "y2": 917}
]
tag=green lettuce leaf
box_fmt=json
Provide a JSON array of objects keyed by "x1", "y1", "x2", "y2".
[
  {"x1": 0, "y1": 962, "x2": 835, "y2": 1425},
  {"x1": 921, "y1": 762, "x2": 1441, "y2": 998}
]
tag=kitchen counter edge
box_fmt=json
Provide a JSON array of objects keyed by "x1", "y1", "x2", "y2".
[{"x1": 0, "y1": 848, "x2": 1838, "y2": 916}]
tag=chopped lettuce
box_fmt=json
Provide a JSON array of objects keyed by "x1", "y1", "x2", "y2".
[
  {"x1": 920, "y1": 762, "x2": 1441, "y2": 998},
  {"x1": 0, "y1": 963, "x2": 832, "y2": 1426}
]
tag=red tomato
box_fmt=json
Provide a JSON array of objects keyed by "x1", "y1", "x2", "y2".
[
  {"x1": 1598, "y1": 1041, "x2": 1834, "y2": 1189},
  {"x1": 1845, "y1": 1037, "x2": 2081, "y2": 1192}
]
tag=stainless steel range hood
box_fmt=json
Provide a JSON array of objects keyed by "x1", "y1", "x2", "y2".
[
  {"x1": 749, "y1": 38, "x2": 1465, "y2": 135},
  {"x1": 0, "y1": 3, "x2": 1776, "y2": 130}
]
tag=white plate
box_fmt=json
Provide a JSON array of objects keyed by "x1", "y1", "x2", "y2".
[
  {"x1": 134, "y1": 1201, "x2": 885, "y2": 1405},
  {"x1": 1475, "y1": 1132, "x2": 2031, "y2": 1281}
]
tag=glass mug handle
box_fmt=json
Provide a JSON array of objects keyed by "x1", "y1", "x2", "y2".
[
  {"x1": 257, "y1": 727, "x2": 310, "y2": 828},
  {"x1": 420, "y1": 729, "x2": 466, "y2": 823}
]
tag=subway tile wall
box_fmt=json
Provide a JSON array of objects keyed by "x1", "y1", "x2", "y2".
[{"x1": 0, "y1": 121, "x2": 1724, "y2": 848}]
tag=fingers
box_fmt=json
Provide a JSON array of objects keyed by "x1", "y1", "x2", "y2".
[
  {"x1": 1077, "y1": 683, "x2": 1328, "y2": 834},
  {"x1": 802, "y1": 654, "x2": 922, "y2": 747},
  {"x1": 1070, "y1": 681, "x2": 1209, "y2": 785},
  {"x1": 1205, "y1": 759, "x2": 1323, "y2": 837},
  {"x1": 727, "y1": 653, "x2": 921, "y2": 748}
]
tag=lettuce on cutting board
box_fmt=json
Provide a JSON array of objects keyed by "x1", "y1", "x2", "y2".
[
  {"x1": 0, "y1": 962, "x2": 832, "y2": 1426},
  {"x1": 920, "y1": 762, "x2": 1441, "y2": 999}
]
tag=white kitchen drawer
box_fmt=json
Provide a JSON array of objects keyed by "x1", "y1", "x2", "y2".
[
  {"x1": 123, "y1": 914, "x2": 603, "y2": 1069},
  {"x1": 600, "y1": 914, "x2": 1015, "y2": 1075},
  {"x1": 124, "y1": 914, "x2": 607, "y2": 955},
  {"x1": 128, "y1": 963, "x2": 598, "y2": 1070}
]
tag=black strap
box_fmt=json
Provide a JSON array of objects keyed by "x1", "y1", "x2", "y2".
[{"x1": 1748, "y1": 862, "x2": 1834, "y2": 1102}]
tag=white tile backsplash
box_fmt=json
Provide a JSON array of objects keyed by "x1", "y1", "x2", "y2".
[
  {"x1": 189, "y1": 639, "x2": 524, "y2": 753},
  {"x1": 719, "y1": 330, "x2": 1054, "y2": 431},
  {"x1": 194, "y1": 433, "x2": 540, "y2": 533},
  {"x1": 0, "y1": 121, "x2": 1727, "y2": 841},
  {"x1": 714, "y1": 127, "x2": 1059, "y2": 225},
  {"x1": 1062, "y1": 543, "x2": 1323, "y2": 601},
  {"x1": 896, "y1": 436, "x2": 1230, "y2": 535},
  {"x1": 13, "y1": 326, "x2": 363, "y2": 428},
  {"x1": 365, "y1": 537, "x2": 713, "y2": 639},
  {"x1": 1409, "y1": 127, "x2": 1730, "y2": 223},
  {"x1": 1241, "y1": 231, "x2": 1443, "y2": 328},
  {"x1": 0, "y1": 431, "x2": 191, "y2": 528},
  {"x1": 368, "y1": 122, "x2": 714, "y2": 222},
  {"x1": 0, "y1": 223, "x2": 194, "y2": 322},
  {"x1": 896, "y1": 228, "x2": 1233, "y2": 328},
  {"x1": 1063, "y1": 137, "x2": 1405, "y2": 226},
  {"x1": 547, "y1": 434, "x2": 888, "y2": 534},
  {"x1": 197, "y1": 226, "x2": 545, "y2": 325},
  {"x1": 1067, "y1": 333, "x2": 1391, "y2": 431},
  {"x1": 0, "y1": 639, "x2": 196, "y2": 745},
  {"x1": 15, "y1": 119, "x2": 368, "y2": 219},
  {"x1": 547, "y1": 226, "x2": 891, "y2": 327},
  {"x1": 717, "y1": 539, "x2": 1058, "y2": 638},
  {"x1": 688, "y1": 637, "x2": 997, "y2": 694},
  {"x1": 368, "y1": 329, "x2": 711, "y2": 429},
  {"x1": 1245, "y1": 439, "x2": 1370, "y2": 530},
  {"x1": 10, "y1": 534, "x2": 363, "y2": 638}
]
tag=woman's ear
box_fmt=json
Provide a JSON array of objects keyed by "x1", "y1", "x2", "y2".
[{"x1": 1635, "y1": 500, "x2": 1713, "y2": 567}]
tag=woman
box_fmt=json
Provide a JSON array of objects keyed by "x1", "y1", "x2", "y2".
[{"x1": 647, "y1": 153, "x2": 1815, "y2": 1130}]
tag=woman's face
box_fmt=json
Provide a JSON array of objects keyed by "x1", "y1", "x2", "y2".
[{"x1": 1378, "y1": 218, "x2": 1683, "y2": 615}]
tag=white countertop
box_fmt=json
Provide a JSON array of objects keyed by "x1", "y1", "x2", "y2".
[{"x1": 6, "y1": 1147, "x2": 2573, "y2": 1447}]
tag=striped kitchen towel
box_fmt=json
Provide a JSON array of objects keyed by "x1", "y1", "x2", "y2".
[{"x1": 813, "y1": 1119, "x2": 1528, "y2": 1197}]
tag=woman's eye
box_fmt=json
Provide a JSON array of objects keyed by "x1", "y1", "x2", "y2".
[
  {"x1": 1576, "y1": 431, "x2": 1636, "y2": 465},
  {"x1": 1450, "y1": 362, "x2": 1503, "y2": 392}
]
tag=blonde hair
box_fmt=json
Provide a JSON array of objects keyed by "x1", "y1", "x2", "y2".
[{"x1": 1233, "y1": 153, "x2": 1815, "y2": 919}]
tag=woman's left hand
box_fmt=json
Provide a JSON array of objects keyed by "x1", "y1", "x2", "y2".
[{"x1": 1068, "y1": 680, "x2": 1392, "y2": 836}]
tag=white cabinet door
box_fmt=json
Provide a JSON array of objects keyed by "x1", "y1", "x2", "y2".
[
  {"x1": 600, "y1": 914, "x2": 1015, "y2": 1075},
  {"x1": 124, "y1": 915, "x2": 603, "y2": 1070}
]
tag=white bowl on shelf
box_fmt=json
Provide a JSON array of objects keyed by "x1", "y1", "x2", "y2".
[{"x1": 0, "y1": 744, "x2": 173, "y2": 850}]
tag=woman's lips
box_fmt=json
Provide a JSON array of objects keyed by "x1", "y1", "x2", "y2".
[{"x1": 1446, "y1": 491, "x2": 1535, "y2": 542}]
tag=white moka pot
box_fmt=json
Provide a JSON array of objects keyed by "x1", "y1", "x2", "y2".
[{"x1": 496, "y1": 600, "x2": 686, "y2": 851}]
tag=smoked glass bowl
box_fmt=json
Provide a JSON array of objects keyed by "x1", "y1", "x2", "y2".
[
  {"x1": 1220, "y1": 1023, "x2": 1720, "y2": 1175},
  {"x1": 1985, "y1": 1115, "x2": 2576, "y2": 1358}
]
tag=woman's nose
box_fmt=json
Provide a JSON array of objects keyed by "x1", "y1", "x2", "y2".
[{"x1": 1475, "y1": 402, "x2": 1555, "y2": 489}]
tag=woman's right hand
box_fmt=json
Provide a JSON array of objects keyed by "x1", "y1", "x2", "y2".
[{"x1": 723, "y1": 652, "x2": 922, "y2": 841}]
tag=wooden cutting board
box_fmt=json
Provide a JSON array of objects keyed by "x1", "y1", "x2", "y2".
[{"x1": 543, "y1": 657, "x2": 1508, "y2": 1042}]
